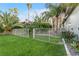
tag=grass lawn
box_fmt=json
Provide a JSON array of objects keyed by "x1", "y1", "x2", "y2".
[
  {"x1": 35, "y1": 35, "x2": 61, "y2": 43},
  {"x1": 0, "y1": 35, "x2": 66, "y2": 56}
]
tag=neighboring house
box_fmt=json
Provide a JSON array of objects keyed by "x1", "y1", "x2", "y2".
[{"x1": 64, "y1": 6, "x2": 79, "y2": 36}]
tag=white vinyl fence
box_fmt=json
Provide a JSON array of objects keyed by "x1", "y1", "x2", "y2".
[
  {"x1": 33, "y1": 28, "x2": 51, "y2": 42},
  {"x1": 12, "y1": 28, "x2": 52, "y2": 42},
  {"x1": 11, "y1": 28, "x2": 61, "y2": 43},
  {"x1": 12, "y1": 28, "x2": 29, "y2": 37}
]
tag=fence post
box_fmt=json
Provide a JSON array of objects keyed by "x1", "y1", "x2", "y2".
[
  {"x1": 33, "y1": 28, "x2": 35, "y2": 39},
  {"x1": 28, "y1": 29, "x2": 29, "y2": 37}
]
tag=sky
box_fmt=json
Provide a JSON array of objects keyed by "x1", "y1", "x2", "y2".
[{"x1": 0, "y1": 3, "x2": 47, "y2": 22}]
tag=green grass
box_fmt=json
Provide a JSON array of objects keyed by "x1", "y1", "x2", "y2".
[
  {"x1": 35, "y1": 35, "x2": 61, "y2": 43},
  {"x1": 0, "y1": 35, "x2": 66, "y2": 56}
]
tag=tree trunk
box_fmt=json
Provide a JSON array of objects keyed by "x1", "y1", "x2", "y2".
[
  {"x1": 52, "y1": 18, "x2": 55, "y2": 31},
  {"x1": 28, "y1": 10, "x2": 29, "y2": 20},
  {"x1": 3, "y1": 27, "x2": 12, "y2": 34},
  {"x1": 56, "y1": 18, "x2": 58, "y2": 31},
  {"x1": 55, "y1": 16, "x2": 58, "y2": 33}
]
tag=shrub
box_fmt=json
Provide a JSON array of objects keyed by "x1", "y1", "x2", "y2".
[
  {"x1": 26, "y1": 22, "x2": 52, "y2": 37},
  {"x1": 62, "y1": 31, "x2": 75, "y2": 43},
  {"x1": 0, "y1": 27, "x2": 4, "y2": 33}
]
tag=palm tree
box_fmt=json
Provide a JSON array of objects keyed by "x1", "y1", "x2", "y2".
[
  {"x1": 42, "y1": 3, "x2": 79, "y2": 32},
  {"x1": 9, "y1": 8, "x2": 18, "y2": 16},
  {"x1": 34, "y1": 15, "x2": 43, "y2": 23},
  {"x1": 42, "y1": 4, "x2": 62, "y2": 31},
  {"x1": 26, "y1": 3, "x2": 32, "y2": 21},
  {"x1": 61, "y1": 3, "x2": 79, "y2": 25},
  {"x1": 0, "y1": 11, "x2": 23, "y2": 34}
]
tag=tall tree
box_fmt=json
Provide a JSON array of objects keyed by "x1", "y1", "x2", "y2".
[
  {"x1": 43, "y1": 3, "x2": 79, "y2": 32},
  {"x1": 61, "y1": 3, "x2": 79, "y2": 25},
  {"x1": 42, "y1": 4, "x2": 62, "y2": 31},
  {"x1": 26, "y1": 3, "x2": 32, "y2": 21},
  {"x1": 0, "y1": 11, "x2": 23, "y2": 34},
  {"x1": 9, "y1": 8, "x2": 18, "y2": 16}
]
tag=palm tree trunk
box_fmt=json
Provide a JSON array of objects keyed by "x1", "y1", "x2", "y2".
[
  {"x1": 56, "y1": 18, "x2": 58, "y2": 31},
  {"x1": 55, "y1": 16, "x2": 58, "y2": 33},
  {"x1": 3, "y1": 27, "x2": 12, "y2": 34},
  {"x1": 26, "y1": 3, "x2": 32, "y2": 22},
  {"x1": 28, "y1": 8, "x2": 30, "y2": 20},
  {"x1": 52, "y1": 18, "x2": 55, "y2": 31}
]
